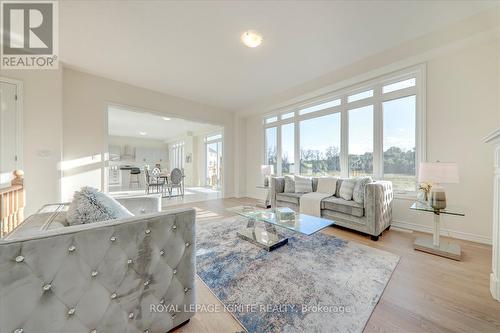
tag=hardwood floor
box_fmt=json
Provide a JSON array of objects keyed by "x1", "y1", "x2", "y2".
[{"x1": 171, "y1": 197, "x2": 500, "y2": 333}]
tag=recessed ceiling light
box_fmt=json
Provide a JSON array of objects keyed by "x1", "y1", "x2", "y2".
[
  {"x1": 139, "y1": 131, "x2": 147, "y2": 136},
  {"x1": 241, "y1": 30, "x2": 263, "y2": 48},
  {"x1": 162, "y1": 117, "x2": 171, "y2": 121}
]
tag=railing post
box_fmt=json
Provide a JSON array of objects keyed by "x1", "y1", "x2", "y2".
[{"x1": 0, "y1": 170, "x2": 25, "y2": 237}]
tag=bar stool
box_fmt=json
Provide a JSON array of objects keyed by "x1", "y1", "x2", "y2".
[{"x1": 129, "y1": 168, "x2": 141, "y2": 189}]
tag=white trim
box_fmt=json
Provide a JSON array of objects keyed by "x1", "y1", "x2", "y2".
[
  {"x1": 0, "y1": 77, "x2": 24, "y2": 178},
  {"x1": 392, "y1": 220, "x2": 492, "y2": 245}
]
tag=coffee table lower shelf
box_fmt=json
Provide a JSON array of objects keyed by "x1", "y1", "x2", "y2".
[{"x1": 237, "y1": 224, "x2": 288, "y2": 252}]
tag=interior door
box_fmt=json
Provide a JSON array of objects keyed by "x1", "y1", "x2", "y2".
[{"x1": 0, "y1": 81, "x2": 20, "y2": 185}]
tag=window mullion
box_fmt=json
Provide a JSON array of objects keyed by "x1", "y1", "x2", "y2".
[
  {"x1": 294, "y1": 114, "x2": 300, "y2": 175},
  {"x1": 373, "y1": 85, "x2": 383, "y2": 180},
  {"x1": 340, "y1": 98, "x2": 348, "y2": 178},
  {"x1": 277, "y1": 125, "x2": 282, "y2": 176}
]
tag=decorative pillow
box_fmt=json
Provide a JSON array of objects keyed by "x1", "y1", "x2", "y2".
[
  {"x1": 335, "y1": 179, "x2": 344, "y2": 197},
  {"x1": 339, "y1": 178, "x2": 357, "y2": 200},
  {"x1": 67, "y1": 187, "x2": 133, "y2": 226},
  {"x1": 316, "y1": 177, "x2": 338, "y2": 195},
  {"x1": 353, "y1": 176, "x2": 373, "y2": 204},
  {"x1": 284, "y1": 175, "x2": 295, "y2": 193},
  {"x1": 294, "y1": 175, "x2": 313, "y2": 193}
]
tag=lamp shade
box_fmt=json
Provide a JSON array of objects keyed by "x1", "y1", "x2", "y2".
[
  {"x1": 261, "y1": 165, "x2": 274, "y2": 176},
  {"x1": 418, "y1": 162, "x2": 459, "y2": 184}
]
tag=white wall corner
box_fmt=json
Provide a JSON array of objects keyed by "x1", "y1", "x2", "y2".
[
  {"x1": 491, "y1": 272, "x2": 500, "y2": 301},
  {"x1": 484, "y1": 127, "x2": 500, "y2": 302}
]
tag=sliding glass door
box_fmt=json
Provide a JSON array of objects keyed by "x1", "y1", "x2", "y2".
[{"x1": 205, "y1": 134, "x2": 223, "y2": 190}]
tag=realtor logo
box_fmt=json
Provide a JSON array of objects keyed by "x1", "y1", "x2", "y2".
[{"x1": 1, "y1": 0, "x2": 58, "y2": 69}]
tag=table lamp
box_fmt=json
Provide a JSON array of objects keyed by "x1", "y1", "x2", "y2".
[
  {"x1": 261, "y1": 165, "x2": 274, "y2": 187},
  {"x1": 419, "y1": 162, "x2": 459, "y2": 210}
]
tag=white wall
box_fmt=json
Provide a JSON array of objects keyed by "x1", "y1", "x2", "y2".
[
  {"x1": 0, "y1": 69, "x2": 63, "y2": 215},
  {"x1": 62, "y1": 68, "x2": 236, "y2": 200},
  {"x1": 243, "y1": 25, "x2": 500, "y2": 244}
]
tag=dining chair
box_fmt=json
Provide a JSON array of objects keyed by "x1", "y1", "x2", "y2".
[
  {"x1": 167, "y1": 168, "x2": 184, "y2": 198},
  {"x1": 144, "y1": 167, "x2": 165, "y2": 194}
]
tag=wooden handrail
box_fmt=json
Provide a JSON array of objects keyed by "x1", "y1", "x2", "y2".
[{"x1": 0, "y1": 170, "x2": 25, "y2": 238}]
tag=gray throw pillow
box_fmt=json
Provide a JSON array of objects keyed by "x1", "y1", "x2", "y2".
[
  {"x1": 335, "y1": 179, "x2": 345, "y2": 197},
  {"x1": 284, "y1": 175, "x2": 295, "y2": 193},
  {"x1": 339, "y1": 178, "x2": 357, "y2": 200},
  {"x1": 67, "y1": 187, "x2": 133, "y2": 226},
  {"x1": 353, "y1": 177, "x2": 373, "y2": 204},
  {"x1": 294, "y1": 175, "x2": 313, "y2": 193}
]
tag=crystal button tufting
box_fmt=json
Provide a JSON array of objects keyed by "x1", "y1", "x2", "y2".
[
  {"x1": 68, "y1": 307, "x2": 76, "y2": 315},
  {"x1": 68, "y1": 245, "x2": 76, "y2": 252},
  {"x1": 91, "y1": 271, "x2": 98, "y2": 277},
  {"x1": 42, "y1": 283, "x2": 52, "y2": 291},
  {"x1": 15, "y1": 255, "x2": 24, "y2": 263}
]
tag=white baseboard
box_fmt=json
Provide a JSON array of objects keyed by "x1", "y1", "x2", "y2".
[{"x1": 392, "y1": 220, "x2": 492, "y2": 245}]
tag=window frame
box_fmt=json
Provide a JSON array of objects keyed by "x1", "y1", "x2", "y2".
[{"x1": 262, "y1": 64, "x2": 426, "y2": 196}]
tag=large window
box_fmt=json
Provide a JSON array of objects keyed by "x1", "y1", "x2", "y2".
[
  {"x1": 383, "y1": 95, "x2": 416, "y2": 191},
  {"x1": 300, "y1": 113, "x2": 341, "y2": 176},
  {"x1": 263, "y1": 66, "x2": 424, "y2": 193},
  {"x1": 171, "y1": 142, "x2": 185, "y2": 169},
  {"x1": 348, "y1": 105, "x2": 373, "y2": 177},
  {"x1": 265, "y1": 127, "x2": 277, "y2": 173}
]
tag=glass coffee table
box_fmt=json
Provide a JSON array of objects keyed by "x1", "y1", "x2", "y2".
[{"x1": 227, "y1": 206, "x2": 334, "y2": 251}]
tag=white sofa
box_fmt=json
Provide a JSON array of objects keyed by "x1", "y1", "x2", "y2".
[{"x1": 0, "y1": 195, "x2": 196, "y2": 333}]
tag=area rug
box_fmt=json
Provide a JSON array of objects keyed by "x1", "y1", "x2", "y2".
[{"x1": 196, "y1": 217, "x2": 400, "y2": 333}]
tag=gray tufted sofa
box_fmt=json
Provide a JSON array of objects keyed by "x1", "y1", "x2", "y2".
[
  {"x1": 0, "y1": 196, "x2": 196, "y2": 333},
  {"x1": 270, "y1": 177, "x2": 393, "y2": 240}
]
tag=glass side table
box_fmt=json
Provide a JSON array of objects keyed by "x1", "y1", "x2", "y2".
[{"x1": 410, "y1": 202, "x2": 465, "y2": 260}]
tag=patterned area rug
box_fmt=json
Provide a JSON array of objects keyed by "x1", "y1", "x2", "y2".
[{"x1": 196, "y1": 217, "x2": 399, "y2": 333}]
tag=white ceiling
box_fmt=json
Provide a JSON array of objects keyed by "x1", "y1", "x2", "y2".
[
  {"x1": 108, "y1": 106, "x2": 220, "y2": 140},
  {"x1": 60, "y1": 1, "x2": 497, "y2": 111}
]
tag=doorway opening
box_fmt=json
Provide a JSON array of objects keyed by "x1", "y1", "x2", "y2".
[{"x1": 106, "y1": 105, "x2": 224, "y2": 205}]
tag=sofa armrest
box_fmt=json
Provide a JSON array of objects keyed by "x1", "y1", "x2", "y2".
[
  {"x1": 116, "y1": 194, "x2": 162, "y2": 215},
  {"x1": 270, "y1": 176, "x2": 285, "y2": 208},
  {"x1": 364, "y1": 181, "x2": 393, "y2": 235}
]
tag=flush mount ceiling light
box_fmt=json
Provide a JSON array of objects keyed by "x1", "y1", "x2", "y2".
[
  {"x1": 241, "y1": 30, "x2": 263, "y2": 48},
  {"x1": 162, "y1": 117, "x2": 171, "y2": 121},
  {"x1": 139, "y1": 131, "x2": 147, "y2": 136}
]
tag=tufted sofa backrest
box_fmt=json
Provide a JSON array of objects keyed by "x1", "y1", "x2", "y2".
[{"x1": 0, "y1": 208, "x2": 196, "y2": 333}]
